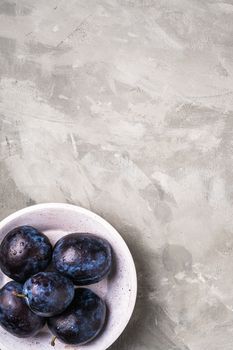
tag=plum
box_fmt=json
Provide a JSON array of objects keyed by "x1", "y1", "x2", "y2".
[
  {"x1": 52, "y1": 233, "x2": 112, "y2": 285},
  {"x1": 22, "y1": 272, "x2": 75, "y2": 317},
  {"x1": 48, "y1": 288, "x2": 106, "y2": 345},
  {"x1": 0, "y1": 281, "x2": 45, "y2": 337},
  {"x1": 0, "y1": 225, "x2": 52, "y2": 282}
]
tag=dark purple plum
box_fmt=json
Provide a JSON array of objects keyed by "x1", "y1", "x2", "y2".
[
  {"x1": 48, "y1": 288, "x2": 106, "y2": 345},
  {"x1": 0, "y1": 225, "x2": 52, "y2": 282},
  {"x1": 0, "y1": 281, "x2": 45, "y2": 338},
  {"x1": 22, "y1": 272, "x2": 75, "y2": 317},
  {"x1": 52, "y1": 233, "x2": 112, "y2": 285}
]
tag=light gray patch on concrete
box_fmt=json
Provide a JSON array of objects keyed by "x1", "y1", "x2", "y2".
[
  {"x1": 0, "y1": 37, "x2": 16, "y2": 67},
  {"x1": 140, "y1": 184, "x2": 173, "y2": 223},
  {"x1": 0, "y1": 1, "x2": 16, "y2": 16},
  {"x1": 117, "y1": 0, "x2": 157, "y2": 8},
  {"x1": 26, "y1": 40, "x2": 71, "y2": 55},
  {"x1": 162, "y1": 244, "x2": 193, "y2": 274},
  {"x1": 0, "y1": 162, "x2": 35, "y2": 221},
  {"x1": 17, "y1": 4, "x2": 33, "y2": 16},
  {"x1": 0, "y1": 1, "x2": 33, "y2": 16},
  {"x1": 0, "y1": 113, "x2": 22, "y2": 160}
]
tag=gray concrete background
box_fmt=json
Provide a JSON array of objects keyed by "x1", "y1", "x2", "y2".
[{"x1": 1, "y1": 0, "x2": 233, "y2": 349}]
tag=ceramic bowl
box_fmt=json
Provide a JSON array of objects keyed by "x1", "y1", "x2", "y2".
[{"x1": 0, "y1": 203, "x2": 137, "y2": 350}]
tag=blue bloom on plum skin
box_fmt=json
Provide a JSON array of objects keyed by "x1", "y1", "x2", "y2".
[
  {"x1": 0, "y1": 225, "x2": 52, "y2": 282},
  {"x1": 52, "y1": 233, "x2": 112, "y2": 285},
  {"x1": 47, "y1": 288, "x2": 106, "y2": 345},
  {"x1": 0, "y1": 281, "x2": 45, "y2": 337},
  {"x1": 23, "y1": 272, "x2": 75, "y2": 317}
]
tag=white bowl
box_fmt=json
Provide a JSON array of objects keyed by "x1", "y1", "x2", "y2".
[{"x1": 0, "y1": 203, "x2": 137, "y2": 350}]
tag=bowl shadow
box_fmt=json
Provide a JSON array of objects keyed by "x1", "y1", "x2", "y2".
[{"x1": 100, "y1": 219, "x2": 186, "y2": 350}]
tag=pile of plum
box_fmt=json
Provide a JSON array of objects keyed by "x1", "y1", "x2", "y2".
[{"x1": 0, "y1": 225, "x2": 112, "y2": 346}]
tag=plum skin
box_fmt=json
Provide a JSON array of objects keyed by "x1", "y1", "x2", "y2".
[
  {"x1": 0, "y1": 281, "x2": 45, "y2": 338},
  {"x1": 48, "y1": 288, "x2": 106, "y2": 345},
  {"x1": 0, "y1": 225, "x2": 52, "y2": 283},
  {"x1": 23, "y1": 272, "x2": 75, "y2": 317},
  {"x1": 52, "y1": 233, "x2": 112, "y2": 285}
]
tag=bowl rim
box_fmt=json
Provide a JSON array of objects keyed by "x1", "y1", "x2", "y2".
[{"x1": 0, "y1": 203, "x2": 137, "y2": 350}]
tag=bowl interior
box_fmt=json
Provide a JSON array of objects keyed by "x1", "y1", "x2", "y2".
[{"x1": 0, "y1": 204, "x2": 137, "y2": 350}]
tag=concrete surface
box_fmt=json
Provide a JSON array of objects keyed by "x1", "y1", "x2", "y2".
[{"x1": 0, "y1": 0, "x2": 233, "y2": 349}]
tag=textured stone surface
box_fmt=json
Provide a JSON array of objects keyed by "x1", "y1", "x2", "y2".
[{"x1": 1, "y1": 1, "x2": 233, "y2": 349}]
